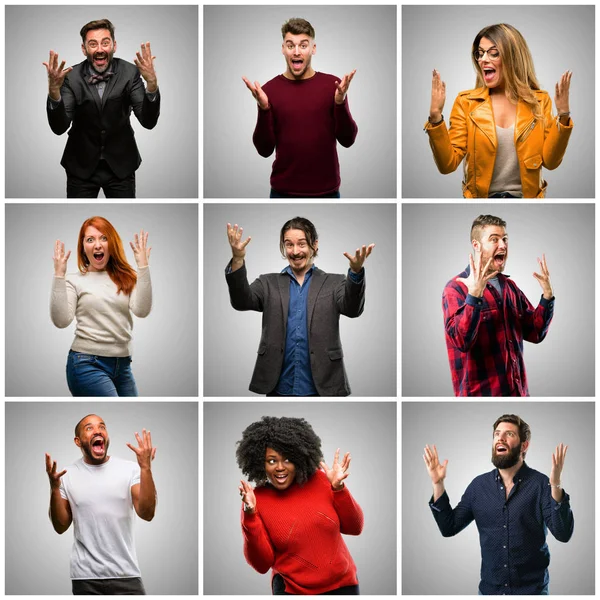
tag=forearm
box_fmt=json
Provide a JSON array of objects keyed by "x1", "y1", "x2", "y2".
[
  {"x1": 130, "y1": 267, "x2": 152, "y2": 317},
  {"x1": 136, "y1": 467, "x2": 157, "y2": 521},
  {"x1": 334, "y1": 98, "x2": 358, "y2": 148},
  {"x1": 542, "y1": 111, "x2": 573, "y2": 170},
  {"x1": 241, "y1": 509, "x2": 275, "y2": 573},
  {"x1": 49, "y1": 489, "x2": 71, "y2": 534},
  {"x1": 443, "y1": 292, "x2": 482, "y2": 352},
  {"x1": 337, "y1": 273, "x2": 365, "y2": 317},
  {"x1": 433, "y1": 481, "x2": 445, "y2": 503},
  {"x1": 131, "y1": 74, "x2": 160, "y2": 129},
  {"x1": 225, "y1": 263, "x2": 264, "y2": 312},
  {"x1": 520, "y1": 296, "x2": 554, "y2": 343},
  {"x1": 50, "y1": 276, "x2": 75, "y2": 328},
  {"x1": 252, "y1": 107, "x2": 276, "y2": 158},
  {"x1": 429, "y1": 490, "x2": 473, "y2": 537},
  {"x1": 333, "y1": 486, "x2": 364, "y2": 535}
]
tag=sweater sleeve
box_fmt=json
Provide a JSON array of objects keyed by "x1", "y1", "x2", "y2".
[
  {"x1": 334, "y1": 97, "x2": 358, "y2": 148},
  {"x1": 252, "y1": 106, "x2": 276, "y2": 158},
  {"x1": 129, "y1": 267, "x2": 152, "y2": 318},
  {"x1": 50, "y1": 276, "x2": 77, "y2": 328},
  {"x1": 332, "y1": 485, "x2": 364, "y2": 535},
  {"x1": 241, "y1": 507, "x2": 276, "y2": 574}
]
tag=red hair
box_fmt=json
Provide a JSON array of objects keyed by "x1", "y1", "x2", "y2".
[{"x1": 77, "y1": 216, "x2": 137, "y2": 295}]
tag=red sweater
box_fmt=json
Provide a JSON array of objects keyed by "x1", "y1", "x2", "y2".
[
  {"x1": 253, "y1": 72, "x2": 358, "y2": 196},
  {"x1": 241, "y1": 469, "x2": 364, "y2": 594}
]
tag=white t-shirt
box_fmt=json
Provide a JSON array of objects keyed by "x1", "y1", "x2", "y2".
[{"x1": 59, "y1": 456, "x2": 141, "y2": 579}]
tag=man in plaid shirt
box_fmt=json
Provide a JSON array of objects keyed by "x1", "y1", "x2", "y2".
[{"x1": 442, "y1": 215, "x2": 554, "y2": 396}]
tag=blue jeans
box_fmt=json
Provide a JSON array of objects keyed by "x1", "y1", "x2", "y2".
[
  {"x1": 270, "y1": 188, "x2": 341, "y2": 198},
  {"x1": 66, "y1": 351, "x2": 139, "y2": 397}
]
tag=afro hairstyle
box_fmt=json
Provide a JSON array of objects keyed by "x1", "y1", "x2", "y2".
[{"x1": 236, "y1": 416, "x2": 323, "y2": 486}]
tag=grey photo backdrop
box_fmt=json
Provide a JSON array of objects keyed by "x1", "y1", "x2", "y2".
[
  {"x1": 203, "y1": 401, "x2": 397, "y2": 595},
  {"x1": 204, "y1": 5, "x2": 396, "y2": 198},
  {"x1": 402, "y1": 402, "x2": 594, "y2": 595},
  {"x1": 5, "y1": 402, "x2": 198, "y2": 595},
  {"x1": 402, "y1": 5, "x2": 594, "y2": 198},
  {"x1": 5, "y1": 203, "x2": 198, "y2": 396},
  {"x1": 402, "y1": 203, "x2": 594, "y2": 396},
  {"x1": 6, "y1": 5, "x2": 198, "y2": 198},
  {"x1": 204, "y1": 203, "x2": 397, "y2": 397}
]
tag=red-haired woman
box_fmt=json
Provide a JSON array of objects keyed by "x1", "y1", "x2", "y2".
[{"x1": 50, "y1": 216, "x2": 152, "y2": 396}]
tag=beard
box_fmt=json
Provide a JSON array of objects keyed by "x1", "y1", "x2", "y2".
[
  {"x1": 86, "y1": 49, "x2": 115, "y2": 74},
  {"x1": 81, "y1": 436, "x2": 110, "y2": 464},
  {"x1": 492, "y1": 442, "x2": 522, "y2": 469}
]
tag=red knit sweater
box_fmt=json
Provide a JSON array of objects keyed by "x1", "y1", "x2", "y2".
[
  {"x1": 253, "y1": 72, "x2": 358, "y2": 196},
  {"x1": 241, "y1": 469, "x2": 364, "y2": 594}
]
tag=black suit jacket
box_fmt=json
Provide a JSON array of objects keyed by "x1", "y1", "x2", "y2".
[
  {"x1": 46, "y1": 58, "x2": 160, "y2": 179},
  {"x1": 226, "y1": 263, "x2": 366, "y2": 396}
]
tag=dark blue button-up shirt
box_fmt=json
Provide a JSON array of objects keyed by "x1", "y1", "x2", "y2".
[{"x1": 429, "y1": 463, "x2": 573, "y2": 595}]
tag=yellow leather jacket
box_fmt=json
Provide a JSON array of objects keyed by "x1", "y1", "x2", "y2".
[{"x1": 424, "y1": 87, "x2": 573, "y2": 198}]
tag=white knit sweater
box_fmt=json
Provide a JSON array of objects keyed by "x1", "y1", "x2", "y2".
[{"x1": 50, "y1": 266, "x2": 152, "y2": 357}]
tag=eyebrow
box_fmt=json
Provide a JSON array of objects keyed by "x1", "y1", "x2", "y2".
[
  {"x1": 284, "y1": 238, "x2": 307, "y2": 243},
  {"x1": 487, "y1": 233, "x2": 508, "y2": 239},
  {"x1": 478, "y1": 45, "x2": 498, "y2": 51}
]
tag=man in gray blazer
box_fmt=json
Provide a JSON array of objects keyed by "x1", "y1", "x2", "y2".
[{"x1": 225, "y1": 217, "x2": 374, "y2": 396}]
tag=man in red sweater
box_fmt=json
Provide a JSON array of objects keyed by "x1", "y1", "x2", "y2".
[{"x1": 242, "y1": 18, "x2": 358, "y2": 198}]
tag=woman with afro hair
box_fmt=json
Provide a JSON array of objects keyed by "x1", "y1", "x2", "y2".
[{"x1": 237, "y1": 416, "x2": 364, "y2": 595}]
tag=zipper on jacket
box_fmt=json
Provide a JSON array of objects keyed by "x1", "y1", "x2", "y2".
[{"x1": 516, "y1": 119, "x2": 536, "y2": 143}]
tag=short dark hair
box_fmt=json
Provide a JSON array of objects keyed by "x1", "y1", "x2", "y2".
[
  {"x1": 80, "y1": 19, "x2": 115, "y2": 45},
  {"x1": 470, "y1": 214, "x2": 507, "y2": 243},
  {"x1": 236, "y1": 416, "x2": 323, "y2": 486},
  {"x1": 75, "y1": 414, "x2": 99, "y2": 438},
  {"x1": 493, "y1": 414, "x2": 531, "y2": 456},
  {"x1": 280, "y1": 217, "x2": 319, "y2": 259},
  {"x1": 281, "y1": 18, "x2": 315, "y2": 39}
]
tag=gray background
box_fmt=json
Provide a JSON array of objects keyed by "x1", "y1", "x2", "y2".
[
  {"x1": 204, "y1": 203, "x2": 397, "y2": 396},
  {"x1": 204, "y1": 5, "x2": 396, "y2": 198},
  {"x1": 5, "y1": 204, "x2": 198, "y2": 397},
  {"x1": 402, "y1": 5, "x2": 594, "y2": 198},
  {"x1": 5, "y1": 401, "x2": 198, "y2": 595},
  {"x1": 402, "y1": 203, "x2": 595, "y2": 396},
  {"x1": 203, "y1": 401, "x2": 397, "y2": 595},
  {"x1": 6, "y1": 5, "x2": 198, "y2": 198},
  {"x1": 402, "y1": 402, "x2": 595, "y2": 595}
]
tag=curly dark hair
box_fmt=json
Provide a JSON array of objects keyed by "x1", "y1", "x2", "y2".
[{"x1": 236, "y1": 416, "x2": 323, "y2": 486}]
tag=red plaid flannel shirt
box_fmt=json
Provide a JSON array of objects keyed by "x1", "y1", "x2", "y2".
[{"x1": 442, "y1": 266, "x2": 554, "y2": 396}]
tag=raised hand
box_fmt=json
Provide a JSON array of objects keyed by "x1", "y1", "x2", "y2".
[
  {"x1": 45, "y1": 453, "x2": 67, "y2": 490},
  {"x1": 53, "y1": 239, "x2": 71, "y2": 277},
  {"x1": 423, "y1": 444, "x2": 447, "y2": 484},
  {"x1": 129, "y1": 230, "x2": 151, "y2": 268},
  {"x1": 320, "y1": 448, "x2": 351, "y2": 491},
  {"x1": 242, "y1": 77, "x2": 269, "y2": 110},
  {"x1": 550, "y1": 443, "x2": 568, "y2": 486},
  {"x1": 554, "y1": 70, "x2": 572, "y2": 115},
  {"x1": 134, "y1": 42, "x2": 158, "y2": 93},
  {"x1": 335, "y1": 69, "x2": 356, "y2": 105},
  {"x1": 456, "y1": 250, "x2": 497, "y2": 298},
  {"x1": 42, "y1": 50, "x2": 73, "y2": 100},
  {"x1": 533, "y1": 253, "x2": 553, "y2": 300},
  {"x1": 239, "y1": 479, "x2": 257, "y2": 513},
  {"x1": 126, "y1": 429, "x2": 156, "y2": 470},
  {"x1": 343, "y1": 243, "x2": 375, "y2": 273},
  {"x1": 430, "y1": 69, "x2": 446, "y2": 123},
  {"x1": 227, "y1": 222, "x2": 252, "y2": 260}
]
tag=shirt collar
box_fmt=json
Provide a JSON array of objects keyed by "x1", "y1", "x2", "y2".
[
  {"x1": 281, "y1": 263, "x2": 315, "y2": 282},
  {"x1": 494, "y1": 461, "x2": 531, "y2": 483},
  {"x1": 463, "y1": 264, "x2": 511, "y2": 279}
]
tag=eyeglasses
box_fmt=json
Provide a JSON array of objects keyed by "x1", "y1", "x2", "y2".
[{"x1": 474, "y1": 48, "x2": 500, "y2": 62}]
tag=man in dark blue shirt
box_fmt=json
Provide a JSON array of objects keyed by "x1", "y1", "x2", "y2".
[
  {"x1": 225, "y1": 217, "x2": 374, "y2": 396},
  {"x1": 424, "y1": 414, "x2": 573, "y2": 595}
]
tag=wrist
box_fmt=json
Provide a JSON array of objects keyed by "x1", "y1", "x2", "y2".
[{"x1": 332, "y1": 482, "x2": 345, "y2": 491}]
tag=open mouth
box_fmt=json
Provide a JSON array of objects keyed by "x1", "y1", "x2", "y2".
[
  {"x1": 93, "y1": 251, "x2": 105, "y2": 263},
  {"x1": 494, "y1": 252, "x2": 506, "y2": 267},
  {"x1": 94, "y1": 53, "x2": 108, "y2": 66},
  {"x1": 273, "y1": 473, "x2": 289, "y2": 484},
  {"x1": 92, "y1": 437, "x2": 105, "y2": 456},
  {"x1": 483, "y1": 67, "x2": 496, "y2": 83},
  {"x1": 495, "y1": 444, "x2": 508, "y2": 454},
  {"x1": 291, "y1": 59, "x2": 304, "y2": 71}
]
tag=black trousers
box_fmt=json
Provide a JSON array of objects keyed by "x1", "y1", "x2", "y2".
[
  {"x1": 72, "y1": 577, "x2": 146, "y2": 595},
  {"x1": 272, "y1": 573, "x2": 359, "y2": 595},
  {"x1": 67, "y1": 160, "x2": 136, "y2": 198}
]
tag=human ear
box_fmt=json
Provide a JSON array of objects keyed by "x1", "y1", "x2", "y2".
[{"x1": 81, "y1": 44, "x2": 86, "y2": 56}]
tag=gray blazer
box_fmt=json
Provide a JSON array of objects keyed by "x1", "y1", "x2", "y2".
[{"x1": 226, "y1": 262, "x2": 365, "y2": 396}]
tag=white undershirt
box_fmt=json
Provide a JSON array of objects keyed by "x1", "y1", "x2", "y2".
[{"x1": 60, "y1": 456, "x2": 142, "y2": 579}]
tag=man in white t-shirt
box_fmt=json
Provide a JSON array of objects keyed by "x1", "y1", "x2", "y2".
[{"x1": 45, "y1": 414, "x2": 157, "y2": 595}]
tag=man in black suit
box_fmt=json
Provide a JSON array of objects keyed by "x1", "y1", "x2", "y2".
[
  {"x1": 225, "y1": 217, "x2": 374, "y2": 396},
  {"x1": 44, "y1": 19, "x2": 160, "y2": 198}
]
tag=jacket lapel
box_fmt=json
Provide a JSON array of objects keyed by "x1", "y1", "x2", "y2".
[
  {"x1": 101, "y1": 58, "x2": 120, "y2": 108},
  {"x1": 468, "y1": 87, "x2": 496, "y2": 149},
  {"x1": 278, "y1": 273, "x2": 290, "y2": 339},
  {"x1": 307, "y1": 267, "x2": 326, "y2": 331}
]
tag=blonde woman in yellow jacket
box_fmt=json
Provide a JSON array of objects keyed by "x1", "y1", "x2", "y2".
[{"x1": 424, "y1": 23, "x2": 572, "y2": 198}]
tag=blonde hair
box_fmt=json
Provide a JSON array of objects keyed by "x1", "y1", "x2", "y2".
[{"x1": 472, "y1": 24, "x2": 543, "y2": 121}]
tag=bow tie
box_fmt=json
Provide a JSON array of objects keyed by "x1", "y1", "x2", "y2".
[{"x1": 87, "y1": 71, "x2": 114, "y2": 85}]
